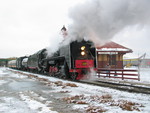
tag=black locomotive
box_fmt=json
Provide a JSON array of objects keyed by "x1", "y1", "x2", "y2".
[{"x1": 8, "y1": 39, "x2": 96, "y2": 80}]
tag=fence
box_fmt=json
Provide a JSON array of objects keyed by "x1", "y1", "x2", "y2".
[{"x1": 97, "y1": 68, "x2": 140, "y2": 81}]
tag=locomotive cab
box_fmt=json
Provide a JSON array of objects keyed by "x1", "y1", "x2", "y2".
[
  {"x1": 69, "y1": 40, "x2": 96, "y2": 80},
  {"x1": 70, "y1": 40, "x2": 95, "y2": 68}
]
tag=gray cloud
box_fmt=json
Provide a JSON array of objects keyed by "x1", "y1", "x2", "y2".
[{"x1": 68, "y1": 0, "x2": 150, "y2": 46}]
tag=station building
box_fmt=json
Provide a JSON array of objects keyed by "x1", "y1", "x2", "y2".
[{"x1": 96, "y1": 41, "x2": 132, "y2": 69}]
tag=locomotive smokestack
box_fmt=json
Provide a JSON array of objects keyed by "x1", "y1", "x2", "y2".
[{"x1": 61, "y1": 25, "x2": 68, "y2": 38}]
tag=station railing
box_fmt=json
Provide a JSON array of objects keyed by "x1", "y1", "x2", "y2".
[{"x1": 97, "y1": 68, "x2": 140, "y2": 81}]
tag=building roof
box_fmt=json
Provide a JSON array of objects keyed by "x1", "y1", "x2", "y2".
[{"x1": 96, "y1": 41, "x2": 132, "y2": 53}]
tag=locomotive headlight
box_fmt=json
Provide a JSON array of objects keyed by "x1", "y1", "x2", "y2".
[
  {"x1": 81, "y1": 46, "x2": 85, "y2": 50},
  {"x1": 81, "y1": 51, "x2": 85, "y2": 56}
]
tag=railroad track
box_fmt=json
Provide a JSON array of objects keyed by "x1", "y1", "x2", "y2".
[
  {"x1": 79, "y1": 79, "x2": 150, "y2": 94},
  {"x1": 9, "y1": 68, "x2": 150, "y2": 94}
]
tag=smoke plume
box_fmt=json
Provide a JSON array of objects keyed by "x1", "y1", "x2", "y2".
[{"x1": 68, "y1": 0, "x2": 150, "y2": 46}]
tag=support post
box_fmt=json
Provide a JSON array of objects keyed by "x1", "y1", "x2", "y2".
[{"x1": 122, "y1": 70, "x2": 124, "y2": 80}]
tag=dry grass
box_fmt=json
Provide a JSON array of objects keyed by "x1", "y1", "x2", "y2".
[
  {"x1": 85, "y1": 106, "x2": 107, "y2": 113},
  {"x1": 37, "y1": 78, "x2": 48, "y2": 82},
  {"x1": 54, "y1": 81, "x2": 78, "y2": 87},
  {"x1": 110, "y1": 99, "x2": 144, "y2": 111},
  {"x1": 62, "y1": 95, "x2": 85, "y2": 104},
  {"x1": 101, "y1": 94, "x2": 112, "y2": 99},
  {"x1": 54, "y1": 81, "x2": 63, "y2": 86},
  {"x1": 62, "y1": 95, "x2": 84, "y2": 101},
  {"x1": 62, "y1": 94, "x2": 144, "y2": 112},
  {"x1": 89, "y1": 94, "x2": 113, "y2": 104},
  {"x1": 65, "y1": 83, "x2": 78, "y2": 87},
  {"x1": 10, "y1": 70, "x2": 78, "y2": 88},
  {"x1": 76, "y1": 101, "x2": 88, "y2": 104},
  {"x1": 59, "y1": 90, "x2": 70, "y2": 93},
  {"x1": 119, "y1": 100, "x2": 142, "y2": 111}
]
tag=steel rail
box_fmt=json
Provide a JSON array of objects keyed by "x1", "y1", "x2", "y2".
[{"x1": 79, "y1": 80, "x2": 150, "y2": 94}]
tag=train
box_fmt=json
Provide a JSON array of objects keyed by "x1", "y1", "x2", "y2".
[{"x1": 8, "y1": 39, "x2": 96, "y2": 80}]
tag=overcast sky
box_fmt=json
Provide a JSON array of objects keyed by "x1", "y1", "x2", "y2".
[{"x1": 0, "y1": 0, "x2": 150, "y2": 58}]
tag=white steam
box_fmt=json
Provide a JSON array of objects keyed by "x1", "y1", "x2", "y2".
[
  {"x1": 46, "y1": 0, "x2": 150, "y2": 56},
  {"x1": 46, "y1": 33, "x2": 64, "y2": 57},
  {"x1": 68, "y1": 0, "x2": 150, "y2": 46}
]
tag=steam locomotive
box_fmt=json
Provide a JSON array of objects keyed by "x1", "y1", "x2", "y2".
[{"x1": 8, "y1": 39, "x2": 96, "y2": 80}]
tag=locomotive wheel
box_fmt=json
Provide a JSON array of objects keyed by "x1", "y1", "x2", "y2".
[
  {"x1": 48, "y1": 71, "x2": 55, "y2": 76},
  {"x1": 71, "y1": 72, "x2": 77, "y2": 81},
  {"x1": 60, "y1": 62, "x2": 69, "y2": 79}
]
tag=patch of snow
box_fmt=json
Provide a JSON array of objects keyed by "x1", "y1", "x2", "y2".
[
  {"x1": 0, "y1": 80, "x2": 7, "y2": 85},
  {"x1": 139, "y1": 68, "x2": 150, "y2": 83},
  {"x1": 19, "y1": 92, "x2": 58, "y2": 113},
  {"x1": 0, "y1": 97, "x2": 35, "y2": 113},
  {"x1": 97, "y1": 48, "x2": 129, "y2": 51}
]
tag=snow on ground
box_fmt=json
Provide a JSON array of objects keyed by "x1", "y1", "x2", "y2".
[
  {"x1": 125, "y1": 66, "x2": 150, "y2": 83},
  {"x1": 0, "y1": 80, "x2": 7, "y2": 85},
  {"x1": 0, "y1": 67, "x2": 150, "y2": 113},
  {"x1": 0, "y1": 97, "x2": 34, "y2": 113},
  {"x1": 0, "y1": 67, "x2": 58, "y2": 113},
  {"x1": 19, "y1": 92, "x2": 57, "y2": 113},
  {"x1": 140, "y1": 68, "x2": 150, "y2": 83}
]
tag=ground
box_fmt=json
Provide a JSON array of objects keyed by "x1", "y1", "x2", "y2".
[{"x1": 0, "y1": 67, "x2": 150, "y2": 113}]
